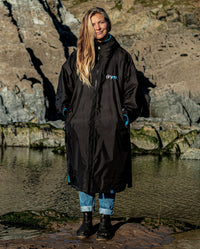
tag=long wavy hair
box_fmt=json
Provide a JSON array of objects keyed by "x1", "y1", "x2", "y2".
[{"x1": 76, "y1": 7, "x2": 111, "y2": 86}]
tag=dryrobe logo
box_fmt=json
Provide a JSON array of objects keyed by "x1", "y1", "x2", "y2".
[{"x1": 106, "y1": 74, "x2": 118, "y2": 80}]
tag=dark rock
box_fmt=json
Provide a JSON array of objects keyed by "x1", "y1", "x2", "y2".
[{"x1": 150, "y1": 88, "x2": 200, "y2": 126}]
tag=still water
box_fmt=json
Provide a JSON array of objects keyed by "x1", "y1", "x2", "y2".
[{"x1": 0, "y1": 147, "x2": 200, "y2": 226}]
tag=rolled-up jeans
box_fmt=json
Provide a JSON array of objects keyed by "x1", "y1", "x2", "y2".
[{"x1": 79, "y1": 191, "x2": 115, "y2": 215}]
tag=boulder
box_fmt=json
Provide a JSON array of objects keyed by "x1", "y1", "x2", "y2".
[
  {"x1": 180, "y1": 148, "x2": 200, "y2": 160},
  {"x1": 130, "y1": 120, "x2": 200, "y2": 155},
  {"x1": 181, "y1": 132, "x2": 200, "y2": 160},
  {"x1": 0, "y1": 123, "x2": 65, "y2": 148},
  {"x1": 191, "y1": 134, "x2": 200, "y2": 149},
  {"x1": 158, "y1": 130, "x2": 179, "y2": 148},
  {"x1": 131, "y1": 126, "x2": 160, "y2": 151},
  {"x1": 150, "y1": 87, "x2": 200, "y2": 125}
]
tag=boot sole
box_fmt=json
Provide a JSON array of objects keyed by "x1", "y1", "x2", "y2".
[
  {"x1": 96, "y1": 233, "x2": 113, "y2": 241},
  {"x1": 77, "y1": 235, "x2": 89, "y2": 239},
  {"x1": 96, "y1": 237, "x2": 108, "y2": 241}
]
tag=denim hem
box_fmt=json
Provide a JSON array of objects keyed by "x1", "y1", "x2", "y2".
[
  {"x1": 99, "y1": 208, "x2": 114, "y2": 215},
  {"x1": 80, "y1": 206, "x2": 94, "y2": 212}
]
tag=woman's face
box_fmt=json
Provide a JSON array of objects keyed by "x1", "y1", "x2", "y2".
[{"x1": 91, "y1": 13, "x2": 108, "y2": 42}]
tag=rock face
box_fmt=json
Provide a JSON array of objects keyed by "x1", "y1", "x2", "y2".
[
  {"x1": 0, "y1": 0, "x2": 79, "y2": 124},
  {"x1": 130, "y1": 31, "x2": 200, "y2": 125},
  {"x1": 130, "y1": 120, "x2": 200, "y2": 156},
  {"x1": 0, "y1": 122, "x2": 65, "y2": 148},
  {"x1": 0, "y1": 0, "x2": 200, "y2": 127}
]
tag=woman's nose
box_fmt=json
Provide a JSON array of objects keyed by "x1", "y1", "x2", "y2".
[{"x1": 94, "y1": 23, "x2": 100, "y2": 30}]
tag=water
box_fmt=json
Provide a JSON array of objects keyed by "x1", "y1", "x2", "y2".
[
  {"x1": 0, "y1": 148, "x2": 200, "y2": 227},
  {"x1": 0, "y1": 226, "x2": 41, "y2": 240}
]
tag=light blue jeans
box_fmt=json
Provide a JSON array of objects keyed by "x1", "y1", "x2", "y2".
[{"x1": 79, "y1": 191, "x2": 115, "y2": 215}]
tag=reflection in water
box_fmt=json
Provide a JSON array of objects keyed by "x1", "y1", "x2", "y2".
[
  {"x1": 116, "y1": 155, "x2": 200, "y2": 226},
  {"x1": 0, "y1": 226, "x2": 41, "y2": 240},
  {"x1": 0, "y1": 148, "x2": 200, "y2": 226},
  {"x1": 0, "y1": 148, "x2": 79, "y2": 217}
]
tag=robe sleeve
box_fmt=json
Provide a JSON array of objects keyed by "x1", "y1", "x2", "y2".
[
  {"x1": 55, "y1": 53, "x2": 75, "y2": 119},
  {"x1": 123, "y1": 54, "x2": 140, "y2": 123}
]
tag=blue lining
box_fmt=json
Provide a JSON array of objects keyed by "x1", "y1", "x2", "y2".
[
  {"x1": 123, "y1": 114, "x2": 129, "y2": 127},
  {"x1": 62, "y1": 107, "x2": 68, "y2": 117},
  {"x1": 104, "y1": 33, "x2": 111, "y2": 42}
]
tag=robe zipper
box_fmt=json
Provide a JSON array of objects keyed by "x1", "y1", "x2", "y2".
[{"x1": 88, "y1": 46, "x2": 100, "y2": 192}]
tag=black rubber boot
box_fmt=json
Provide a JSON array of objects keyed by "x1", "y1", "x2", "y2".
[
  {"x1": 76, "y1": 212, "x2": 93, "y2": 238},
  {"x1": 96, "y1": 214, "x2": 114, "y2": 240}
]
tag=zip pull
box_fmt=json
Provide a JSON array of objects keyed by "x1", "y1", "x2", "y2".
[
  {"x1": 97, "y1": 46, "x2": 100, "y2": 61},
  {"x1": 94, "y1": 69, "x2": 99, "y2": 89},
  {"x1": 95, "y1": 79, "x2": 98, "y2": 88}
]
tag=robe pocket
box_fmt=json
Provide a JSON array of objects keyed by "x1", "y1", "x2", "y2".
[
  {"x1": 117, "y1": 127, "x2": 130, "y2": 151},
  {"x1": 65, "y1": 110, "x2": 74, "y2": 123}
]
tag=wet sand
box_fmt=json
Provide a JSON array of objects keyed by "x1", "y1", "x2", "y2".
[
  {"x1": 0, "y1": 219, "x2": 176, "y2": 249},
  {"x1": 1, "y1": 216, "x2": 200, "y2": 249},
  {"x1": 154, "y1": 229, "x2": 200, "y2": 249}
]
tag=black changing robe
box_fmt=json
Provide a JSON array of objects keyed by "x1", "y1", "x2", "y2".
[{"x1": 56, "y1": 35, "x2": 139, "y2": 194}]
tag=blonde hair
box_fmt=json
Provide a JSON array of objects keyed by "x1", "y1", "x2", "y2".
[{"x1": 76, "y1": 7, "x2": 111, "y2": 86}]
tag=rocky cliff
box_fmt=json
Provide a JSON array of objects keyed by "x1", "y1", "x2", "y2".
[
  {"x1": 0, "y1": 0, "x2": 200, "y2": 126},
  {"x1": 0, "y1": 0, "x2": 78, "y2": 123}
]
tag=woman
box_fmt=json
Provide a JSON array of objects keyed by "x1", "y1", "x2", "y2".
[{"x1": 56, "y1": 7, "x2": 139, "y2": 240}]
